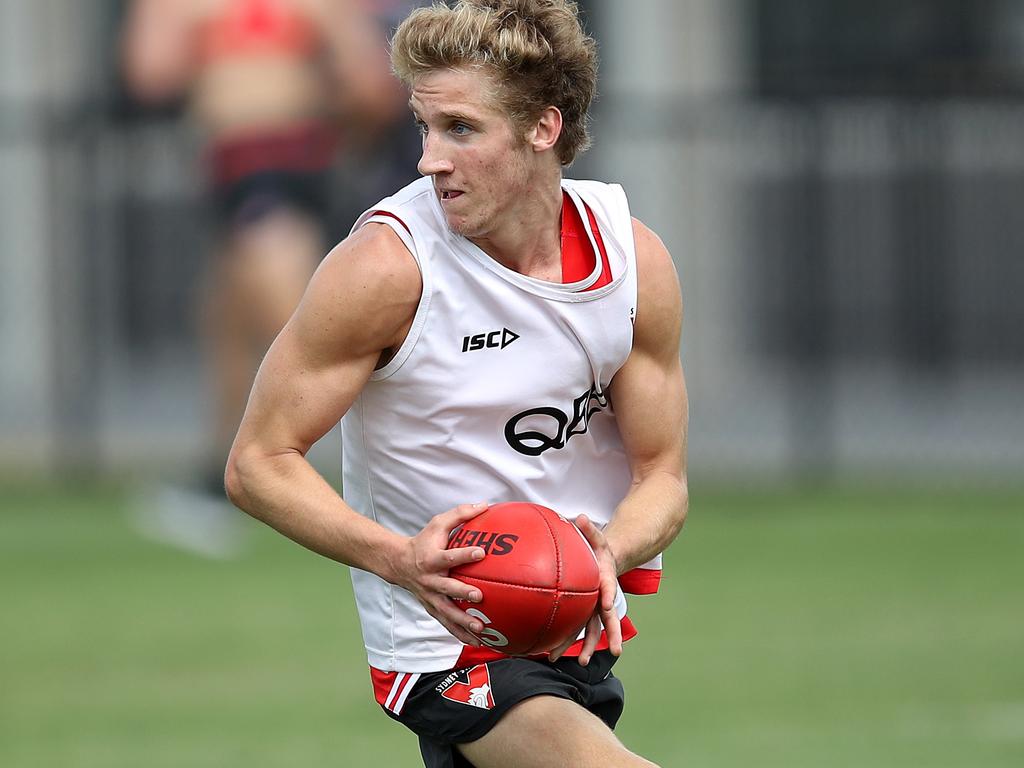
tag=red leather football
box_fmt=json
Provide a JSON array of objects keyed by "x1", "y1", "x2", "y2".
[{"x1": 447, "y1": 502, "x2": 600, "y2": 656}]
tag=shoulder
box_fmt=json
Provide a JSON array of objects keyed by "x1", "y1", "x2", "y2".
[
  {"x1": 294, "y1": 222, "x2": 422, "y2": 357},
  {"x1": 631, "y1": 218, "x2": 682, "y2": 348},
  {"x1": 631, "y1": 218, "x2": 673, "y2": 276},
  {"x1": 311, "y1": 222, "x2": 420, "y2": 306},
  {"x1": 335, "y1": 221, "x2": 420, "y2": 288}
]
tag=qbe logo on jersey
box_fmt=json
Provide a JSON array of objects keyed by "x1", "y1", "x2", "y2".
[
  {"x1": 505, "y1": 383, "x2": 611, "y2": 456},
  {"x1": 435, "y1": 664, "x2": 495, "y2": 710}
]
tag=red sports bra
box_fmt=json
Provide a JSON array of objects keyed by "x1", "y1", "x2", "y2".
[{"x1": 198, "y1": 0, "x2": 318, "y2": 62}]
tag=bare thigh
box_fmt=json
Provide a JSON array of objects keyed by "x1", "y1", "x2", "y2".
[
  {"x1": 456, "y1": 695, "x2": 659, "y2": 768},
  {"x1": 227, "y1": 208, "x2": 322, "y2": 340},
  {"x1": 200, "y1": 208, "x2": 321, "y2": 448}
]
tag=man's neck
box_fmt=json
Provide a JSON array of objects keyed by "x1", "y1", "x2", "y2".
[{"x1": 468, "y1": 172, "x2": 564, "y2": 280}]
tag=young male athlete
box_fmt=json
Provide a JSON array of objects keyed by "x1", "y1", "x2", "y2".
[{"x1": 226, "y1": 1, "x2": 688, "y2": 766}]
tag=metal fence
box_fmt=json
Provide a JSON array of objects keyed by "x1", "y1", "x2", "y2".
[
  {"x1": 2, "y1": 0, "x2": 1022, "y2": 482},
  {"x1": 595, "y1": 95, "x2": 1024, "y2": 480}
]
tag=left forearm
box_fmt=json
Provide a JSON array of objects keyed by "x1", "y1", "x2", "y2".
[
  {"x1": 603, "y1": 470, "x2": 688, "y2": 575},
  {"x1": 604, "y1": 218, "x2": 689, "y2": 577}
]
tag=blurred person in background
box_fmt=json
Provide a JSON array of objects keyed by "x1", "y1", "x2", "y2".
[
  {"x1": 120, "y1": 0, "x2": 404, "y2": 555},
  {"x1": 226, "y1": 0, "x2": 687, "y2": 765}
]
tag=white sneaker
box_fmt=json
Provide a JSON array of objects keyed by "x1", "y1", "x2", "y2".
[{"x1": 131, "y1": 483, "x2": 245, "y2": 559}]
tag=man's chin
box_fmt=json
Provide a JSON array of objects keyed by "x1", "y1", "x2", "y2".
[{"x1": 444, "y1": 216, "x2": 475, "y2": 238}]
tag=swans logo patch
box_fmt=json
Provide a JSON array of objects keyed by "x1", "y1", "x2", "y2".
[{"x1": 437, "y1": 664, "x2": 495, "y2": 710}]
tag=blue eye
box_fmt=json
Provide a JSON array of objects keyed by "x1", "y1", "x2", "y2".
[{"x1": 451, "y1": 123, "x2": 472, "y2": 136}]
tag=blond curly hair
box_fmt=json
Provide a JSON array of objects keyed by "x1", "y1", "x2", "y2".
[{"x1": 391, "y1": 0, "x2": 598, "y2": 166}]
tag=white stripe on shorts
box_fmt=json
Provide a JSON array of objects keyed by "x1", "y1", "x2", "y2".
[
  {"x1": 384, "y1": 672, "x2": 422, "y2": 715},
  {"x1": 393, "y1": 672, "x2": 421, "y2": 715}
]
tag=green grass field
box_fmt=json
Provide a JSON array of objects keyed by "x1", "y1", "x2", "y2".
[{"x1": 1, "y1": 482, "x2": 1022, "y2": 767}]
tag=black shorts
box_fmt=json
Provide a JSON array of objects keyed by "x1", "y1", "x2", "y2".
[
  {"x1": 384, "y1": 651, "x2": 624, "y2": 768},
  {"x1": 213, "y1": 167, "x2": 330, "y2": 230},
  {"x1": 205, "y1": 122, "x2": 335, "y2": 230}
]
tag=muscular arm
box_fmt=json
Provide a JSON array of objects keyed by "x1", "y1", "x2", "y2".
[
  {"x1": 604, "y1": 219, "x2": 689, "y2": 572},
  {"x1": 225, "y1": 224, "x2": 487, "y2": 644},
  {"x1": 555, "y1": 219, "x2": 688, "y2": 665}
]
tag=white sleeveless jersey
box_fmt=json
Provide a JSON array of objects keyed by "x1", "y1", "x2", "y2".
[{"x1": 342, "y1": 175, "x2": 661, "y2": 673}]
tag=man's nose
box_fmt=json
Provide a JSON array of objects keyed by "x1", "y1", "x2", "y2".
[{"x1": 418, "y1": 132, "x2": 454, "y2": 176}]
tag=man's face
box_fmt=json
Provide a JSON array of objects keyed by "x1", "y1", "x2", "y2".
[{"x1": 410, "y1": 67, "x2": 536, "y2": 239}]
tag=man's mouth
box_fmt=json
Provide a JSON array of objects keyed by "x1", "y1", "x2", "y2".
[{"x1": 440, "y1": 190, "x2": 463, "y2": 200}]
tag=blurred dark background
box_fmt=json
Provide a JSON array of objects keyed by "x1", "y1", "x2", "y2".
[
  {"x1": 1, "y1": 3, "x2": 1022, "y2": 768},
  {"x1": 1, "y1": 0, "x2": 1022, "y2": 484}
]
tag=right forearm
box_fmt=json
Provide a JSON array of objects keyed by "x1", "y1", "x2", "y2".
[
  {"x1": 225, "y1": 446, "x2": 406, "y2": 580},
  {"x1": 226, "y1": 437, "x2": 492, "y2": 648}
]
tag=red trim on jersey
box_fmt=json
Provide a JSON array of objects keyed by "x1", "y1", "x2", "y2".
[
  {"x1": 370, "y1": 667, "x2": 397, "y2": 707},
  {"x1": 371, "y1": 668, "x2": 421, "y2": 714},
  {"x1": 374, "y1": 195, "x2": 611, "y2": 290},
  {"x1": 451, "y1": 614, "x2": 638, "y2": 667},
  {"x1": 618, "y1": 567, "x2": 663, "y2": 595},
  {"x1": 367, "y1": 210, "x2": 412, "y2": 235},
  {"x1": 560, "y1": 192, "x2": 613, "y2": 291},
  {"x1": 367, "y1": 615, "x2": 638, "y2": 705},
  {"x1": 559, "y1": 613, "x2": 638, "y2": 657}
]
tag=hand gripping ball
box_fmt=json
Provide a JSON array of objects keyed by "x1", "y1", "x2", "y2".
[{"x1": 447, "y1": 502, "x2": 601, "y2": 656}]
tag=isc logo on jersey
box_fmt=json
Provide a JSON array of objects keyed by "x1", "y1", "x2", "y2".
[{"x1": 462, "y1": 327, "x2": 520, "y2": 353}]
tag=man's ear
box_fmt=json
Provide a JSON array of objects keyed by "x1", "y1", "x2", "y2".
[{"x1": 528, "y1": 106, "x2": 563, "y2": 153}]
